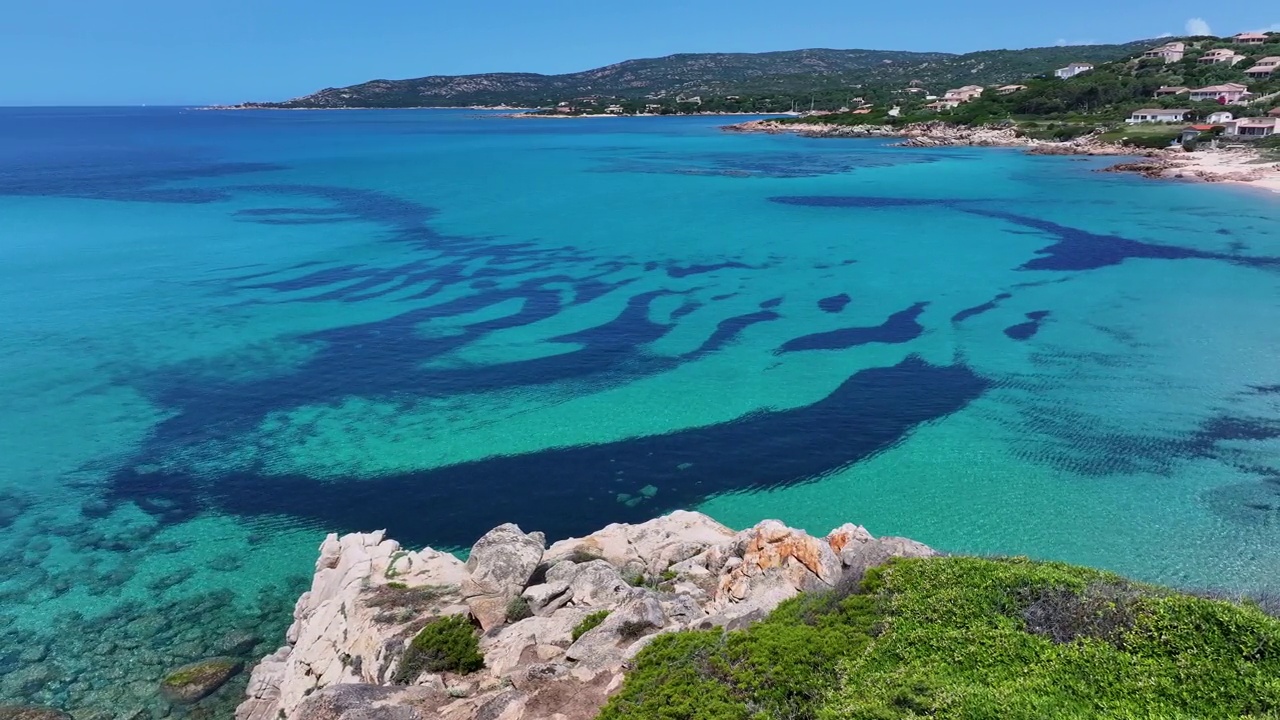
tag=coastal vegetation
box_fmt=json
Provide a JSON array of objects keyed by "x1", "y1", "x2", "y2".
[
  {"x1": 571, "y1": 609, "x2": 611, "y2": 641},
  {"x1": 390, "y1": 615, "x2": 485, "y2": 683},
  {"x1": 601, "y1": 556, "x2": 1280, "y2": 720},
  {"x1": 774, "y1": 33, "x2": 1280, "y2": 146}
]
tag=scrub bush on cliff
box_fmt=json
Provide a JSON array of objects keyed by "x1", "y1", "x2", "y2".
[{"x1": 392, "y1": 614, "x2": 484, "y2": 683}]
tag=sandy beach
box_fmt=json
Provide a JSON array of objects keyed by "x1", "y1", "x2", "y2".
[{"x1": 1149, "y1": 148, "x2": 1280, "y2": 195}]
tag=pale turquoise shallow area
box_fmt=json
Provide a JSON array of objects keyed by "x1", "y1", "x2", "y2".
[{"x1": 0, "y1": 108, "x2": 1278, "y2": 717}]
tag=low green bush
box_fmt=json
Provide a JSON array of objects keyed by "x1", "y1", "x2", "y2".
[
  {"x1": 572, "y1": 610, "x2": 610, "y2": 641},
  {"x1": 1119, "y1": 131, "x2": 1181, "y2": 148},
  {"x1": 506, "y1": 596, "x2": 533, "y2": 623},
  {"x1": 391, "y1": 615, "x2": 484, "y2": 683},
  {"x1": 600, "y1": 556, "x2": 1280, "y2": 720}
]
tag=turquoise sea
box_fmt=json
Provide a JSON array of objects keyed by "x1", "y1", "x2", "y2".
[{"x1": 1, "y1": 107, "x2": 1279, "y2": 717}]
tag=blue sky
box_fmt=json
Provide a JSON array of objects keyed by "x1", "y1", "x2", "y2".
[{"x1": 2, "y1": 0, "x2": 1277, "y2": 106}]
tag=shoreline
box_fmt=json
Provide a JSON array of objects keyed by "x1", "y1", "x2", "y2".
[
  {"x1": 723, "y1": 119, "x2": 1280, "y2": 196},
  {"x1": 198, "y1": 105, "x2": 536, "y2": 112},
  {"x1": 1100, "y1": 149, "x2": 1280, "y2": 196}
]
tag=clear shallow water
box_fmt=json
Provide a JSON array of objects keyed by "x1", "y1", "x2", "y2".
[{"x1": 1, "y1": 107, "x2": 1278, "y2": 717}]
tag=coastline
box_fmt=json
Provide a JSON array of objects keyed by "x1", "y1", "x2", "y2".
[
  {"x1": 226, "y1": 512, "x2": 1280, "y2": 720},
  {"x1": 198, "y1": 105, "x2": 536, "y2": 112},
  {"x1": 1100, "y1": 149, "x2": 1280, "y2": 196},
  {"x1": 723, "y1": 118, "x2": 1280, "y2": 196}
]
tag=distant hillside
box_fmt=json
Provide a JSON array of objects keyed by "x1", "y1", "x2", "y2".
[{"x1": 239, "y1": 42, "x2": 1156, "y2": 109}]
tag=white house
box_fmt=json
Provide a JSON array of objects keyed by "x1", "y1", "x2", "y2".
[
  {"x1": 1244, "y1": 57, "x2": 1280, "y2": 78},
  {"x1": 1127, "y1": 108, "x2": 1191, "y2": 124},
  {"x1": 1206, "y1": 111, "x2": 1234, "y2": 124},
  {"x1": 1154, "y1": 86, "x2": 1190, "y2": 97},
  {"x1": 1198, "y1": 48, "x2": 1247, "y2": 66},
  {"x1": 1143, "y1": 42, "x2": 1186, "y2": 63},
  {"x1": 1188, "y1": 83, "x2": 1251, "y2": 103},
  {"x1": 1055, "y1": 62, "x2": 1094, "y2": 79}
]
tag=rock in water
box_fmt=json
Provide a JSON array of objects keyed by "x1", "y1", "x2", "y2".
[
  {"x1": 216, "y1": 630, "x2": 261, "y2": 656},
  {"x1": 461, "y1": 524, "x2": 545, "y2": 631},
  {"x1": 160, "y1": 657, "x2": 243, "y2": 703},
  {"x1": 0, "y1": 707, "x2": 73, "y2": 720}
]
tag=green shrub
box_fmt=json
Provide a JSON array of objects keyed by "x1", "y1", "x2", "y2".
[
  {"x1": 1120, "y1": 131, "x2": 1181, "y2": 148},
  {"x1": 506, "y1": 596, "x2": 533, "y2": 623},
  {"x1": 601, "y1": 557, "x2": 1280, "y2": 720},
  {"x1": 572, "y1": 610, "x2": 610, "y2": 641},
  {"x1": 391, "y1": 615, "x2": 484, "y2": 683}
]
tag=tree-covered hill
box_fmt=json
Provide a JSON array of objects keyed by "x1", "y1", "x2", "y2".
[
  {"x1": 773, "y1": 33, "x2": 1280, "y2": 142},
  {"x1": 237, "y1": 42, "x2": 1155, "y2": 109}
]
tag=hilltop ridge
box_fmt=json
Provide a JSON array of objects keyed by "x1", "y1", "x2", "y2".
[{"x1": 233, "y1": 42, "x2": 1155, "y2": 110}]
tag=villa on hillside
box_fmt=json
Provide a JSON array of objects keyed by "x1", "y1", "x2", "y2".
[
  {"x1": 1127, "y1": 108, "x2": 1192, "y2": 124},
  {"x1": 1223, "y1": 116, "x2": 1279, "y2": 136},
  {"x1": 1054, "y1": 62, "x2": 1093, "y2": 79},
  {"x1": 1154, "y1": 86, "x2": 1190, "y2": 97},
  {"x1": 1143, "y1": 41, "x2": 1186, "y2": 63},
  {"x1": 1198, "y1": 48, "x2": 1247, "y2": 66},
  {"x1": 1272, "y1": 107, "x2": 1280, "y2": 117},
  {"x1": 1206, "y1": 111, "x2": 1234, "y2": 124},
  {"x1": 1188, "y1": 83, "x2": 1251, "y2": 103},
  {"x1": 996, "y1": 84, "x2": 1027, "y2": 94},
  {"x1": 1233, "y1": 32, "x2": 1269, "y2": 45},
  {"x1": 1244, "y1": 57, "x2": 1280, "y2": 78},
  {"x1": 929, "y1": 85, "x2": 985, "y2": 110}
]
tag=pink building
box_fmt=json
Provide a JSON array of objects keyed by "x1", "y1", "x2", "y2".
[
  {"x1": 1188, "y1": 83, "x2": 1251, "y2": 104},
  {"x1": 1233, "y1": 32, "x2": 1269, "y2": 45},
  {"x1": 1198, "y1": 48, "x2": 1246, "y2": 66},
  {"x1": 1143, "y1": 42, "x2": 1186, "y2": 63},
  {"x1": 1244, "y1": 57, "x2": 1280, "y2": 78}
]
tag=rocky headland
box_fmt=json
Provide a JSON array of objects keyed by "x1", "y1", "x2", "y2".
[
  {"x1": 233, "y1": 511, "x2": 934, "y2": 720},
  {"x1": 723, "y1": 118, "x2": 1034, "y2": 147}
]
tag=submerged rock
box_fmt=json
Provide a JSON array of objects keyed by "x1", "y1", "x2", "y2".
[
  {"x1": 0, "y1": 707, "x2": 73, "y2": 720},
  {"x1": 159, "y1": 657, "x2": 242, "y2": 703}
]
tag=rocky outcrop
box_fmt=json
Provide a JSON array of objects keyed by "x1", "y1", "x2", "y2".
[
  {"x1": 236, "y1": 512, "x2": 936, "y2": 720},
  {"x1": 1099, "y1": 148, "x2": 1280, "y2": 186},
  {"x1": 723, "y1": 119, "x2": 1033, "y2": 147},
  {"x1": 461, "y1": 524, "x2": 545, "y2": 631}
]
